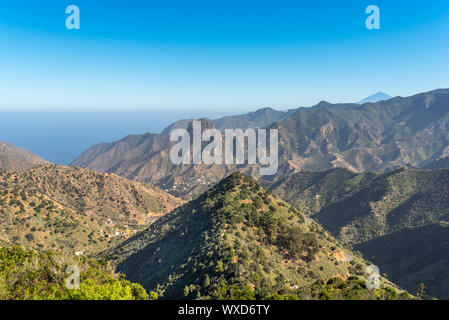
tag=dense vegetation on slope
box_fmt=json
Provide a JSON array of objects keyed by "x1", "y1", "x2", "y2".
[
  {"x1": 312, "y1": 168, "x2": 449, "y2": 244},
  {"x1": 270, "y1": 167, "x2": 449, "y2": 298},
  {"x1": 423, "y1": 156, "x2": 449, "y2": 169},
  {"x1": 267, "y1": 168, "x2": 378, "y2": 217},
  {"x1": 271, "y1": 168, "x2": 449, "y2": 243},
  {"x1": 0, "y1": 141, "x2": 49, "y2": 171},
  {"x1": 103, "y1": 173, "x2": 408, "y2": 300},
  {"x1": 0, "y1": 246, "x2": 150, "y2": 300},
  {"x1": 0, "y1": 165, "x2": 183, "y2": 254}
]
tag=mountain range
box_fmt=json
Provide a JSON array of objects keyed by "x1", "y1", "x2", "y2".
[
  {"x1": 2, "y1": 87, "x2": 449, "y2": 300},
  {"x1": 71, "y1": 88, "x2": 449, "y2": 200}
]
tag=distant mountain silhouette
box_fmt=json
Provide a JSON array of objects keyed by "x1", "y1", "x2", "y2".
[{"x1": 357, "y1": 92, "x2": 392, "y2": 104}]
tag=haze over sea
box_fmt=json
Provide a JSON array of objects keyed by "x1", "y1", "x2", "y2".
[{"x1": 0, "y1": 111, "x2": 231, "y2": 165}]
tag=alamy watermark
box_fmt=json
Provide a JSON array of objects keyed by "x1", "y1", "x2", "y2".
[
  {"x1": 66, "y1": 5, "x2": 80, "y2": 30},
  {"x1": 366, "y1": 5, "x2": 380, "y2": 30},
  {"x1": 365, "y1": 265, "x2": 380, "y2": 290},
  {"x1": 169, "y1": 120, "x2": 279, "y2": 176},
  {"x1": 65, "y1": 5, "x2": 380, "y2": 31},
  {"x1": 65, "y1": 265, "x2": 80, "y2": 289}
]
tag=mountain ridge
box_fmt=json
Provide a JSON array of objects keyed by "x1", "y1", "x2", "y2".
[
  {"x1": 0, "y1": 141, "x2": 49, "y2": 171},
  {"x1": 71, "y1": 88, "x2": 449, "y2": 199},
  {"x1": 102, "y1": 172, "x2": 410, "y2": 300},
  {"x1": 0, "y1": 164, "x2": 183, "y2": 254}
]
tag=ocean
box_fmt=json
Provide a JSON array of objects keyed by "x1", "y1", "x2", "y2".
[{"x1": 0, "y1": 111, "x2": 232, "y2": 165}]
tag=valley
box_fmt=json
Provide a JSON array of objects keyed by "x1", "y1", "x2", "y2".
[{"x1": 270, "y1": 167, "x2": 449, "y2": 298}]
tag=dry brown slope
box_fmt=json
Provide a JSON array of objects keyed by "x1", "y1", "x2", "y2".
[
  {"x1": 0, "y1": 141, "x2": 49, "y2": 171},
  {"x1": 0, "y1": 164, "x2": 183, "y2": 254}
]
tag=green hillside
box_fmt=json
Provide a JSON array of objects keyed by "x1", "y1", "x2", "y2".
[
  {"x1": 312, "y1": 168, "x2": 449, "y2": 244},
  {"x1": 0, "y1": 246, "x2": 150, "y2": 300},
  {"x1": 103, "y1": 173, "x2": 409, "y2": 300},
  {"x1": 270, "y1": 167, "x2": 449, "y2": 298},
  {"x1": 267, "y1": 168, "x2": 378, "y2": 217}
]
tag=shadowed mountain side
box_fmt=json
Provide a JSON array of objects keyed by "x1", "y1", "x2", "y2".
[
  {"x1": 355, "y1": 223, "x2": 449, "y2": 299},
  {"x1": 311, "y1": 168, "x2": 449, "y2": 244},
  {"x1": 422, "y1": 156, "x2": 449, "y2": 169},
  {"x1": 269, "y1": 166, "x2": 449, "y2": 299},
  {"x1": 267, "y1": 168, "x2": 379, "y2": 217}
]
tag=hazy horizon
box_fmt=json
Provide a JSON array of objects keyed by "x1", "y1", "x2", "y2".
[
  {"x1": 0, "y1": 86, "x2": 444, "y2": 164},
  {"x1": 0, "y1": 111, "x2": 233, "y2": 164}
]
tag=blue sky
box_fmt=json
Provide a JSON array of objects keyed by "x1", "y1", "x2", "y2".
[{"x1": 0, "y1": 0, "x2": 448, "y2": 112}]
